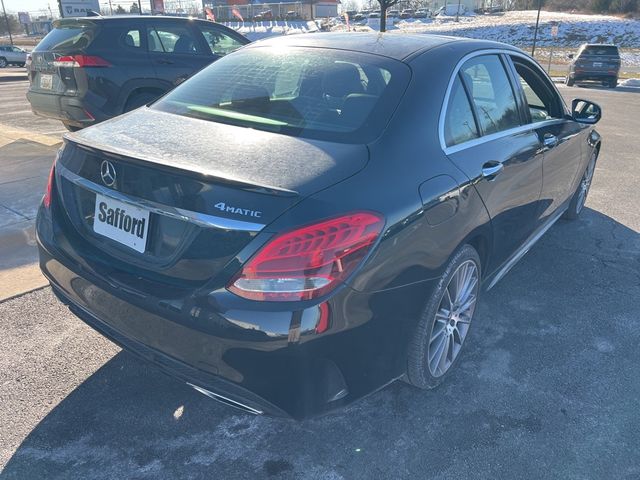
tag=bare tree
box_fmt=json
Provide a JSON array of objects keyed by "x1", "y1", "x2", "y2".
[{"x1": 378, "y1": 0, "x2": 400, "y2": 31}]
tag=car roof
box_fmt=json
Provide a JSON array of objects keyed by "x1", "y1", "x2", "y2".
[
  {"x1": 54, "y1": 15, "x2": 209, "y2": 26},
  {"x1": 246, "y1": 32, "x2": 519, "y2": 62}
]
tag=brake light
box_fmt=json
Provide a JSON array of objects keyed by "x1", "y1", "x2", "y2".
[
  {"x1": 43, "y1": 160, "x2": 56, "y2": 209},
  {"x1": 53, "y1": 55, "x2": 111, "y2": 68},
  {"x1": 228, "y1": 212, "x2": 384, "y2": 301}
]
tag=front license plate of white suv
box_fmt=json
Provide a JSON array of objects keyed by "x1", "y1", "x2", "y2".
[{"x1": 93, "y1": 194, "x2": 149, "y2": 253}]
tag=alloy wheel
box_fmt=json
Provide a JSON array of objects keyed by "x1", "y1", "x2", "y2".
[
  {"x1": 427, "y1": 260, "x2": 479, "y2": 377},
  {"x1": 576, "y1": 153, "x2": 596, "y2": 214}
]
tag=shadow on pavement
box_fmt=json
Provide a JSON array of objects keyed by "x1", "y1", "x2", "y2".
[{"x1": 2, "y1": 208, "x2": 639, "y2": 480}]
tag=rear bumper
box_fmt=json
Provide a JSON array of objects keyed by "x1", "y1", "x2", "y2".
[
  {"x1": 37, "y1": 203, "x2": 433, "y2": 418},
  {"x1": 26, "y1": 90, "x2": 99, "y2": 127},
  {"x1": 569, "y1": 70, "x2": 618, "y2": 81}
]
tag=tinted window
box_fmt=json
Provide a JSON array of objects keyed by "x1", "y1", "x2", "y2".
[
  {"x1": 444, "y1": 75, "x2": 479, "y2": 147},
  {"x1": 461, "y1": 55, "x2": 520, "y2": 135},
  {"x1": 34, "y1": 24, "x2": 97, "y2": 52},
  {"x1": 123, "y1": 29, "x2": 141, "y2": 48},
  {"x1": 198, "y1": 24, "x2": 245, "y2": 56},
  {"x1": 581, "y1": 45, "x2": 619, "y2": 56},
  {"x1": 152, "y1": 47, "x2": 410, "y2": 143},
  {"x1": 148, "y1": 24, "x2": 200, "y2": 55}
]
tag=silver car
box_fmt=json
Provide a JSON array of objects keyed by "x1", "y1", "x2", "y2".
[{"x1": 0, "y1": 45, "x2": 28, "y2": 68}]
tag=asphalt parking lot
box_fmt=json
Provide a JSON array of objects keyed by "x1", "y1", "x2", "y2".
[{"x1": 0, "y1": 73, "x2": 639, "y2": 479}]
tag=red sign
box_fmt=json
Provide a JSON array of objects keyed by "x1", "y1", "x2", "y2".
[{"x1": 153, "y1": 0, "x2": 164, "y2": 14}]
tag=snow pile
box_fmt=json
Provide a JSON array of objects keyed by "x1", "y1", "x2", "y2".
[
  {"x1": 222, "y1": 20, "x2": 319, "y2": 41},
  {"x1": 619, "y1": 78, "x2": 640, "y2": 87}
]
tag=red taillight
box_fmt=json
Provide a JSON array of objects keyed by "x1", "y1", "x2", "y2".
[
  {"x1": 43, "y1": 160, "x2": 56, "y2": 209},
  {"x1": 228, "y1": 212, "x2": 384, "y2": 302},
  {"x1": 53, "y1": 55, "x2": 111, "y2": 68},
  {"x1": 315, "y1": 303, "x2": 330, "y2": 334}
]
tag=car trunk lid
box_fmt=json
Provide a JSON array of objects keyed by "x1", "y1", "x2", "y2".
[{"x1": 53, "y1": 109, "x2": 368, "y2": 291}]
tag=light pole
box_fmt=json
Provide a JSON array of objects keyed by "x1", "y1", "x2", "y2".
[
  {"x1": 1, "y1": 0, "x2": 13, "y2": 46},
  {"x1": 531, "y1": 0, "x2": 543, "y2": 57}
]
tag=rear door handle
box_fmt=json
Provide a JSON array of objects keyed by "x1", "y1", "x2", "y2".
[
  {"x1": 481, "y1": 161, "x2": 504, "y2": 180},
  {"x1": 156, "y1": 59, "x2": 174, "y2": 65},
  {"x1": 543, "y1": 133, "x2": 558, "y2": 148}
]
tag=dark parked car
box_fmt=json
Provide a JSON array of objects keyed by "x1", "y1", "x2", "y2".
[
  {"x1": 566, "y1": 43, "x2": 621, "y2": 88},
  {"x1": 26, "y1": 16, "x2": 249, "y2": 131},
  {"x1": 37, "y1": 33, "x2": 601, "y2": 419}
]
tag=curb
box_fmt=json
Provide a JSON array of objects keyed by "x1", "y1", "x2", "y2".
[{"x1": 0, "y1": 283, "x2": 50, "y2": 305}]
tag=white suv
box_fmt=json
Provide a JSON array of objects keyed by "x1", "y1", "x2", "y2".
[{"x1": 0, "y1": 45, "x2": 28, "y2": 68}]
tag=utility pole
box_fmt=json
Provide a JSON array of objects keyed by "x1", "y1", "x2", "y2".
[
  {"x1": 455, "y1": 0, "x2": 461, "y2": 21},
  {"x1": 531, "y1": 0, "x2": 542, "y2": 57},
  {"x1": 1, "y1": 0, "x2": 13, "y2": 45},
  {"x1": 138, "y1": 0, "x2": 142, "y2": 13}
]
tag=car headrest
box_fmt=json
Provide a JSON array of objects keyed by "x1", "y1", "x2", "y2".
[{"x1": 322, "y1": 62, "x2": 364, "y2": 98}]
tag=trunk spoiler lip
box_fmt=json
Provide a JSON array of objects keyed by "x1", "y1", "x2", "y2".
[{"x1": 63, "y1": 135, "x2": 300, "y2": 198}]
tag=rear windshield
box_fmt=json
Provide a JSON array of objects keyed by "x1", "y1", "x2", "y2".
[
  {"x1": 152, "y1": 46, "x2": 411, "y2": 143},
  {"x1": 581, "y1": 45, "x2": 619, "y2": 56},
  {"x1": 34, "y1": 23, "x2": 97, "y2": 52}
]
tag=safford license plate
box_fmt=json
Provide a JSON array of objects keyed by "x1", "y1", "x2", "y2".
[{"x1": 93, "y1": 194, "x2": 149, "y2": 253}]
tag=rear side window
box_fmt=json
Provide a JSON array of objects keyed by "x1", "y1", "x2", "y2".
[
  {"x1": 148, "y1": 24, "x2": 200, "y2": 55},
  {"x1": 152, "y1": 46, "x2": 410, "y2": 144},
  {"x1": 122, "y1": 29, "x2": 141, "y2": 49},
  {"x1": 460, "y1": 55, "x2": 521, "y2": 136},
  {"x1": 34, "y1": 24, "x2": 97, "y2": 52},
  {"x1": 444, "y1": 75, "x2": 479, "y2": 147}
]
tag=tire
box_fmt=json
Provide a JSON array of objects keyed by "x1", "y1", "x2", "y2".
[
  {"x1": 608, "y1": 77, "x2": 617, "y2": 88},
  {"x1": 124, "y1": 91, "x2": 160, "y2": 113},
  {"x1": 63, "y1": 123, "x2": 81, "y2": 132},
  {"x1": 565, "y1": 76, "x2": 574, "y2": 87},
  {"x1": 406, "y1": 244, "x2": 481, "y2": 389},
  {"x1": 563, "y1": 149, "x2": 597, "y2": 220},
  {"x1": 0, "y1": 58, "x2": 7, "y2": 68}
]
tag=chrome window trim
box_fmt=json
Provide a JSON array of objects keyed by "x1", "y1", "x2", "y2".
[
  {"x1": 56, "y1": 162, "x2": 266, "y2": 232},
  {"x1": 439, "y1": 49, "x2": 567, "y2": 155}
]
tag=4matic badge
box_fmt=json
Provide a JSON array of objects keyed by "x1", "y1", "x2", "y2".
[{"x1": 214, "y1": 202, "x2": 262, "y2": 218}]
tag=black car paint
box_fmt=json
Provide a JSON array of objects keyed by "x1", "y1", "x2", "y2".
[
  {"x1": 26, "y1": 16, "x2": 249, "y2": 128},
  {"x1": 36, "y1": 34, "x2": 601, "y2": 419}
]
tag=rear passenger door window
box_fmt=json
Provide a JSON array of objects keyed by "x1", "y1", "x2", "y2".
[
  {"x1": 147, "y1": 24, "x2": 202, "y2": 55},
  {"x1": 444, "y1": 75, "x2": 479, "y2": 147},
  {"x1": 122, "y1": 28, "x2": 142, "y2": 49},
  {"x1": 460, "y1": 55, "x2": 520, "y2": 135}
]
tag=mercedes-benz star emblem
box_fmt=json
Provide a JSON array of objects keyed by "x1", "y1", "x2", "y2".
[{"x1": 100, "y1": 160, "x2": 116, "y2": 187}]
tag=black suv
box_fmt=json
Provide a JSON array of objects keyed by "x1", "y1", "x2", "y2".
[
  {"x1": 566, "y1": 43, "x2": 621, "y2": 88},
  {"x1": 26, "y1": 16, "x2": 249, "y2": 131}
]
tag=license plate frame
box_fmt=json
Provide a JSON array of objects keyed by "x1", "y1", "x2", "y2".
[{"x1": 93, "y1": 194, "x2": 150, "y2": 253}]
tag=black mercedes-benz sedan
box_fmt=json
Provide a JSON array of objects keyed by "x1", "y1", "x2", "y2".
[{"x1": 36, "y1": 33, "x2": 602, "y2": 419}]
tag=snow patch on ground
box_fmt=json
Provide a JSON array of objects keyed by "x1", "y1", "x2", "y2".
[{"x1": 343, "y1": 11, "x2": 640, "y2": 48}]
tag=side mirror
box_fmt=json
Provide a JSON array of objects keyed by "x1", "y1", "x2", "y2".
[
  {"x1": 567, "y1": 53, "x2": 574, "y2": 59},
  {"x1": 571, "y1": 98, "x2": 601, "y2": 125}
]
